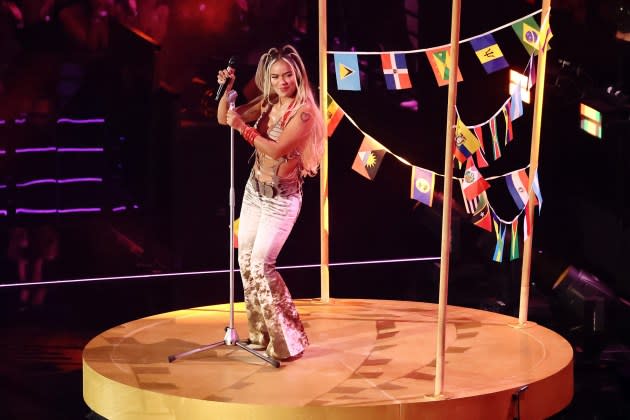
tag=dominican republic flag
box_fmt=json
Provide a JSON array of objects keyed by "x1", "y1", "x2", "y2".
[{"x1": 380, "y1": 53, "x2": 412, "y2": 90}]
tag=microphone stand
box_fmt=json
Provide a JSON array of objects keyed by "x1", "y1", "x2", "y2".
[{"x1": 168, "y1": 91, "x2": 280, "y2": 368}]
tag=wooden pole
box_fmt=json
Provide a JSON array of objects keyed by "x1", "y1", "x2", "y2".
[
  {"x1": 318, "y1": 0, "x2": 330, "y2": 303},
  {"x1": 518, "y1": 0, "x2": 551, "y2": 326},
  {"x1": 434, "y1": 0, "x2": 461, "y2": 398}
]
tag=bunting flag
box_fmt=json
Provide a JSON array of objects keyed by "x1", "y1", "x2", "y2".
[
  {"x1": 528, "y1": 57, "x2": 537, "y2": 90},
  {"x1": 502, "y1": 105, "x2": 513, "y2": 144},
  {"x1": 540, "y1": 14, "x2": 554, "y2": 51},
  {"x1": 506, "y1": 169, "x2": 529, "y2": 210},
  {"x1": 523, "y1": 202, "x2": 533, "y2": 242},
  {"x1": 473, "y1": 126, "x2": 489, "y2": 168},
  {"x1": 461, "y1": 157, "x2": 490, "y2": 200},
  {"x1": 510, "y1": 218, "x2": 520, "y2": 260},
  {"x1": 492, "y1": 219, "x2": 506, "y2": 262},
  {"x1": 326, "y1": 94, "x2": 345, "y2": 137},
  {"x1": 532, "y1": 169, "x2": 543, "y2": 213},
  {"x1": 334, "y1": 53, "x2": 361, "y2": 91},
  {"x1": 381, "y1": 53, "x2": 412, "y2": 90},
  {"x1": 512, "y1": 16, "x2": 541, "y2": 56},
  {"x1": 454, "y1": 118, "x2": 480, "y2": 163},
  {"x1": 351, "y1": 135, "x2": 386, "y2": 180},
  {"x1": 469, "y1": 34, "x2": 509, "y2": 74},
  {"x1": 510, "y1": 86, "x2": 524, "y2": 120},
  {"x1": 471, "y1": 192, "x2": 492, "y2": 232},
  {"x1": 410, "y1": 166, "x2": 435, "y2": 207},
  {"x1": 426, "y1": 46, "x2": 463, "y2": 86},
  {"x1": 490, "y1": 117, "x2": 501, "y2": 160},
  {"x1": 460, "y1": 179, "x2": 480, "y2": 214}
]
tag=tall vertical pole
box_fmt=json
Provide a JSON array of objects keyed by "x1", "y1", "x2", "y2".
[
  {"x1": 318, "y1": 0, "x2": 330, "y2": 303},
  {"x1": 518, "y1": 0, "x2": 551, "y2": 326},
  {"x1": 434, "y1": 0, "x2": 461, "y2": 397}
]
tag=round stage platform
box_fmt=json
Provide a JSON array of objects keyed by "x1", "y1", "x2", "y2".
[{"x1": 83, "y1": 298, "x2": 573, "y2": 419}]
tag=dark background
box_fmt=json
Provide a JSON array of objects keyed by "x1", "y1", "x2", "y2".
[{"x1": 1, "y1": 0, "x2": 629, "y2": 418}]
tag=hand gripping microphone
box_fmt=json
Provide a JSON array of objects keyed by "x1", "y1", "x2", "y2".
[{"x1": 215, "y1": 56, "x2": 237, "y2": 101}]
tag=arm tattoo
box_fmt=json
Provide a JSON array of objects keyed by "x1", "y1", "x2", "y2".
[{"x1": 300, "y1": 112, "x2": 311, "y2": 122}]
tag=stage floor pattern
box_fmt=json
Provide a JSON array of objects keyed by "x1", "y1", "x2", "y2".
[{"x1": 83, "y1": 298, "x2": 573, "y2": 419}]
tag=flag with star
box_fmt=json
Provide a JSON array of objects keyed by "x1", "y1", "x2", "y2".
[
  {"x1": 351, "y1": 135, "x2": 386, "y2": 180},
  {"x1": 471, "y1": 191, "x2": 492, "y2": 232},
  {"x1": 426, "y1": 46, "x2": 463, "y2": 86},
  {"x1": 512, "y1": 16, "x2": 541, "y2": 55},
  {"x1": 381, "y1": 53, "x2": 412, "y2": 90},
  {"x1": 334, "y1": 53, "x2": 361, "y2": 91},
  {"x1": 326, "y1": 94, "x2": 345, "y2": 137},
  {"x1": 470, "y1": 34, "x2": 509, "y2": 74},
  {"x1": 410, "y1": 166, "x2": 435, "y2": 207}
]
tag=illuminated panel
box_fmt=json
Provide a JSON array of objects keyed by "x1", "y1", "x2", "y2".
[
  {"x1": 579, "y1": 103, "x2": 602, "y2": 139},
  {"x1": 509, "y1": 70, "x2": 531, "y2": 104}
]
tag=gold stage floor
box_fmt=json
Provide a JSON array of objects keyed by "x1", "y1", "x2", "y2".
[{"x1": 83, "y1": 298, "x2": 573, "y2": 419}]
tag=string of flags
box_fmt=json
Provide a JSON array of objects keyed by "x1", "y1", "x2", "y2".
[
  {"x1": 325, "y1": 10, "x2": 552, "y2": 263},
  {"x1": 330, "y1": 10, "x2": 551, "y2": 91}
]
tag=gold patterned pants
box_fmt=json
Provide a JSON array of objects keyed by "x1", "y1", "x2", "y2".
[{"x1": 237, "y1": 176, "x2": 309, "y2": 360}]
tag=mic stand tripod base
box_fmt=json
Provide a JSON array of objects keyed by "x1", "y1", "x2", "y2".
[{"x1": 167, "y1": 326, "x2": 280, "y2": 368}]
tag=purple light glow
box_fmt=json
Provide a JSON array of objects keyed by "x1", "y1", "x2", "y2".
[
  {"x1": 14, "y1": 118, "x2": 26, "y2": 124},
  {"x1": 16, "y1": 177, "x2": 103, "y2": 187},
  {"x1": 0, "y1": 150, "x2": 6, "y2": 155},
  {"x1": 14, "y1": 147, "x2": 104, "y2": 153},
  {"x1": 0, "y1": 256, "x2": 441, "y2": 289},
  {"x1": 0, "y1": 210, "x2": 7, "y2": 216},
  {"x1": 16, "y1": 147, "x2": 57, "y2": 153},
  {"x1": 112, "y1": 206, "x2": 127, "y2": 212},
  {"x1": 57, "y1": 118, "x2": 105, "y2": 124},
  {"x1": 16, "y1": 207, "x2": 102, "y2": 214},
  {"x1": 0, "y1": 119, "x2": 6, "y2": 125},
  {"x1": 58, "y1": 147, "x2": 104, "y2": 152}
]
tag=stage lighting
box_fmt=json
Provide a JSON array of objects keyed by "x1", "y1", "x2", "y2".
[
  {"x1": 579, "y1": 102, "x2": 602, "y2": 139},
  {"x1": 580, "y1": 88, "x2": 630, "y2": 139},
  {"x1": 552, "y1": 266, "x2": 616, "y2": 332},
  {"x1": 509, "y1": 69, "x2": 530, "y2": 104}
]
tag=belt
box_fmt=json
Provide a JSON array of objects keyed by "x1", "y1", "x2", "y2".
[{"x1": 251, "y1": 177, "x2": 301, "y2": 198}]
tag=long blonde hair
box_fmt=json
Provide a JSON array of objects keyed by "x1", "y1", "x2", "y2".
[{"x1": 255, "y1": 45, "x2": 324, "y2": 177}]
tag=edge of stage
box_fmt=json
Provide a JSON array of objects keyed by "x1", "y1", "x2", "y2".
[{"x1": 82, "y1": 298, "x2": 573, "y2": 420}]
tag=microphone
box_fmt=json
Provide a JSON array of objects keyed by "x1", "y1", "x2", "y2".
[
  {"x1": 215, "y1": 56, "x2": 237, "y2": 101},
  {"x1": 227, "y1": 90, "x2": 238, "y2": 110}
]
